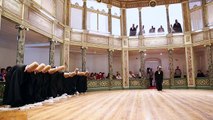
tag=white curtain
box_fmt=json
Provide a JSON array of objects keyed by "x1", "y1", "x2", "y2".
[
  {"x1": 98, "y1": 14, "x2": 108, "y2": 33},
  {"x1": 190, "y1": 9, "x2": 203, "y2": 31}
]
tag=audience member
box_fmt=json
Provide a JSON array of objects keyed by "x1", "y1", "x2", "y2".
[
  {"x1": 173, "y1": 19, "x2": 182, "y2": 33},
  {"x1": 157, "y1": 25, "x2": 164, "y2": 33},
  {"x1": 116, "y1": 72, "x2": 122, "y2": 80},
  {"x1": 129, "y1": 24, "x2": 138, "y2": 36},
  {"x1": 0, "y1": 68, "x2": 6, "y2": 81},
  {"x1": 197, "y1": 70, "x2": 205, "y2": 77},
  {"x1": 149, "y1": 26, "x2": 155, "y2": 33},
  {"x1": 174, "y1": 66, "x2": 182, "y2": 78},
  {"x1": 129, "y1": 71, "x2": 136, "y2": 78}
]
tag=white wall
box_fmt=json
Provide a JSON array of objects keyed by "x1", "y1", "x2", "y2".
[
  {"x1": 0, "y1": 38, "x2": 17, "y2": 68},
  {"x1": 24, "y1": 46, "x2": 60, "y2": 66}
]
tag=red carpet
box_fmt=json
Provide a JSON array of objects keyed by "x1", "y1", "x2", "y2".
[{"x1": 148, "y1": 86, "x2": 156, "y2": 89}]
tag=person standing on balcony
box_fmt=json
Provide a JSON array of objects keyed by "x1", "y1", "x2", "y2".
[
  {"x1": 173, "y1": 19, "x2": 182, "y2": 33},
  {"x1": 129, "y1": 24, "x2": 138, "y2": 36},
  {"x1": 157, "y1": 25, "x2": 165, "y2": 33}
]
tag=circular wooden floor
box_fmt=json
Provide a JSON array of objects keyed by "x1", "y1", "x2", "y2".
[{"x1": 2, "y1": 89, "x2": 213, "y2": 120}]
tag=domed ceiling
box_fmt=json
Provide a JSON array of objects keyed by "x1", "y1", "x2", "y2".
[{"x1": 100, "y1": 0, "x2": 187, "y2": 8}]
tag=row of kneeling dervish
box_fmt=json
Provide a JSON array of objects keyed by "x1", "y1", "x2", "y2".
[{"x1": 3, "y1": 62, "x2": 88, "y2": 107}]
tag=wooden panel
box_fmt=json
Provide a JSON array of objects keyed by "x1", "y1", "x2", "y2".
[
  {"x1": 54, "y1": 24, "x2": 63, "y2": 39},
  {"x1": 3, "y1": 0, "x2": 22, "y2": 16},
  {"x1": 27, "y1": 8, "x2": 52, "y2": 34},
  {"x1": 128, "y1": 38, "x2": 139, "y2": 48},
  {"x1": 192, "y1": 32, "x2": 204, "y2": 42},
  {"x1": 41, "y1": 0, "x2": 55, "y2": 15},
  {"x1": 71, "y1": 32, "x2": 82, "y2": 42},
  {"x1": 144, "y1": 37, "x2": 167, "y2": 46},
  {"x1": 172, "y1": 35, "x2": 184, "y2": 45},
  {"x1": 56, "y1": 0, "x2": 64, "y2": 23},
  {"x1": 113, "y1": 38, "x2": 122, "y2": 47},
  {"x1": 87, "y1": 35, "x2": 108, "y2": 45},
  {"x1": 1, "y1": 90, "x2": 213, "y2": 120}
]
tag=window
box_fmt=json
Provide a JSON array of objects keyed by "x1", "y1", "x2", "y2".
[
  {"x1": 70, "y1": 8, "x2": 82, "y2": 29},
  {"x1": 126, "y1": 8, "x2": 139, "y2": 36},
  {"x1": 87, "y1": 1, "x2": 108, "y2": 12},
  {"x1": 190, "y1": 9, "x2": 203, "y2": 31},
  {"x1": 189, "y1": 0, "x2": 202, "y2": 9},
  {"x1": 142, "y1": 5, "x2": 167, "y2": 35},
  {"x1": 169, "y1": 3, "x2": 183, "y2": 33},
  {"x1": 87, "y1": 11, "x2": 98, "y2": 31},
  {"x1": 112, "y1": 6, "x2": 120, "y2": 16},
  {"x1": 207, "y1": 3, "x2": 213, "y2": 26},
  {"x1": 112, "y1": 18, "x2": 121, "y2": 36},
  {"x1": 98, "y1": 14, "x2": 108, "y2": 33},
  {"x1": 70, "y1": 0, "x2": 83, "y2": 6}
]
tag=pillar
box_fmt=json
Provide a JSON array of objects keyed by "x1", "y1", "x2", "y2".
[
  {"x1": 82, "y1": 0, "x2": 87, "y2": 30},
  {"x1": 108, "y1": 4, "x2": 112, "y2": 34},
  {"x1": 168, "y1": 49, "x2": 174, "y2": 86},
  {"x1": 120, "y1": 8, "x2": 127, "y2": 36},
  {"x1": 61, "y1": 42, "x2": 69, "y2": 71},
  {"x1": 16, "y1": 25, "x2": 26, "y2": 65},
  {"x1": 165, "y1": 5, "x2": 171, "y2": 33},
  {"x1": 202, "y1": 0, "x2": 207, "y2": 28},
  {"x1": 182, "y1": 1, "x2": 191, "y2": 32},
  {"x1": 108, "y1": 49, "x2": 113, "y2": 88},
  {"x1": 138, "y1": 8, "x2": 142, "y2": 35},
  {"x1": 139, "y1": 51, "x2": 145, "y2": 80},
  {"x1": 206, "y1": 45, "x2": 213, "y2": 86},
  {"x1": 49, "y1": 39, "x2": 55, "y2": 66},
  {"x1": 81, "y1": 47, "x2": 87, "y2": 72},
  {"x1": 185, "y1": 46, "x2": 196, "y2": 87},
  {"x1": 122, "y1": 49, "x2": 129, "y2": 88},
  {"x1": 64, "y1": 0, "x2": 70, "y2": 26}
]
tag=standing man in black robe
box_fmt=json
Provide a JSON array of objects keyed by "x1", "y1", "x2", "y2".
[{"x1": 155, "y1": 66, "x2": 163, "y2": 91}]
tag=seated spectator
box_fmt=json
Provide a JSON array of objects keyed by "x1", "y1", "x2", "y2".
[
  {"x1": 116, "y1": 72, "x2": 122, "y2": 80},
  {"x1": 205, "y1": 70, "x2": 209, "y2": 77},
  {"x1": 129, "y1": 24, "x2": 138, "y2": 36},
  {"x1": 197, "y1": 70, "x2": 205, "y2": 77},
  {"x1": 157, "y1": 25, "x2": 164, "y2": 33},
  {"x1": 149, "y1": 26, "x2": 155, "y2": 33},
  {"x1": 0, "y1": 68, "x2": 6, "y2": 81},
  {"x1": 173, "y1": 19, "x2": 182, "y2": 33},
  {"x1": 174, "y1": 66, "x2": 182, "y2": 78},
  {"x1": 129, "y1": 71, "x2": 136, "y2": 78}
]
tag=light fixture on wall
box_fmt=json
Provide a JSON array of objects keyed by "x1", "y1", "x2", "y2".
[
  {"x1": 149, "y1": 0, "x2": 157, "y2": 7},
  {"x1": 97, "y1": 0, "x2": 101, "y2": 3}
]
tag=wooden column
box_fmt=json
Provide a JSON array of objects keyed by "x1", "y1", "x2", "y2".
[
  {"x1": 138, "y1": 8, "x2": 143, "y2": 35},
  {"x1": 108, "y1": 49, "x2": 113, "y2": 88},
  {"x1": 202, "y1": 0, "x2": 208, "y2": 28},
  {"x1": 61, "y1": 27, "x2": 70, "y2": 71},
  {"x1": 206, "y1": 45, "x2": 213, "y2": 86},
  {"x1": 16, "y1": 26, "x2": 26, "y2": 65},
  {"x1": 81, "y1": 47, "x2": 87, "y2": 72},
  {"x1": 120, "y1": 8, "x2": 127, "y2": 36},
  {"x1": 49, "y1": 39, "x2": 55, "y2": 67},
  {"x1": 185, "y1": 46, "x2": 195, "y2": 87},
  {"x1": 82, "y1": 0, "x2": 87, "y2": 30},
  {"x1": 182, "y1": 1, "x2": 191, "y2": 32},
  {"x1": 64, "y1": 0, "x2": 70, "y2": 26},
  {"x1": 108, "y1": 4, "x2": 112, "y2": 34},
  {"x1": 165, "y1": 5, "x2": 171, "y2": 33},
  {"x1": 168, "y1": 49, "x2": 174, "y2": 86},
  {"x1": 139, "y1": 50, "x2": 145, "y2": 80}
]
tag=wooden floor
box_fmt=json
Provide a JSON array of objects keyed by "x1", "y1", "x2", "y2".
[{"x1": 0, "y1": 89, "x2": 213, "y2": 120}]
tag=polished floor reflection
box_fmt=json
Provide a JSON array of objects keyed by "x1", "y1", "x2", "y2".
[{"x1": 1, "y1": 89, "x2": 213, "y2": 120}]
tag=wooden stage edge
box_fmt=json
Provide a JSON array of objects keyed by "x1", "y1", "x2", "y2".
[{"x1": 0, "y1": 89, "x2": 213, "y2": 120}]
